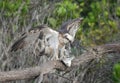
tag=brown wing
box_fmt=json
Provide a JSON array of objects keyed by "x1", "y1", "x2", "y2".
[
  {"x1": 10, "y1": 35, "x2": 27, "y2": 52},
  {"x1": 10, "y1": 25, "x2": 47, "y2": 52}
]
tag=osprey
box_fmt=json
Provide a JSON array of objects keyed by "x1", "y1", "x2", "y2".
[
  {"x1": 59, "y1": 17, "x2": 83, "y2": 40},
  {"x1": 10, "y1": 18, "x2": 83, "y2": 60},
  {"x1": 10, "y1": 25, "x2": 60, "y2": 59},
  {"x1": 58, "y1": 17, "x2": 83, "y2": 59}
]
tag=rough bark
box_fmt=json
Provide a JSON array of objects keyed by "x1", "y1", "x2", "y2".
[
  {"x1": 0, "y1": 43, "x2": 120, "y2": 82},
  {"x1": 0, "y1": 60, "x2": 66, "y2": 82}
]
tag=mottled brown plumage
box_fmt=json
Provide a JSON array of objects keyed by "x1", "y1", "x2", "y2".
[
  {"x1": 10, "y1": 18, "x2": 83, "y2": 60},
  {"x1": 10, "y1": 25, "x2": 48, "y2": 52},
  {"x1": 10, "y1": 36, "x2": 27, "y2": 52}
]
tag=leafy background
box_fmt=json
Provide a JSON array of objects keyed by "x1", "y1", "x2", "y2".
[{"x1": 0, "y1": 0, "x2": 120, "y2": 83}]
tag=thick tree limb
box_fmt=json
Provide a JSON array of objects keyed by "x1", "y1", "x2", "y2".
[
  {"x1": 0, "y1": 60, "x2": 67, "y2": 82},
  {"x1": 0, "y1": 43, "x2": 120, "y2": 82},
  {"x1": 72, "y1": 43, "x2": 120, "y2": 66}
]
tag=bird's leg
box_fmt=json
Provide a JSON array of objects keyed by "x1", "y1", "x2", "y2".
[
  {"x1": 59, "y1": 46, "x2": 66, "y2": 59},
  {"x1": 33, "y1": 39, "x2": 39, "y2": 56},
  {"x1": 39, "y1": 39, "x2": 45, "y2": 52},
  {"x1": 49, "y1": 48, "x2": 59, "y2": 60},
  {"x1": 54, "y1": 49, "x2": 59, "y2": 60}
]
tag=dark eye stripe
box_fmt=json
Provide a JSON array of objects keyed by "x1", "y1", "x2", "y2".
[{"x1": 68, "y1": 23, "x2": 77, "y2": 31}]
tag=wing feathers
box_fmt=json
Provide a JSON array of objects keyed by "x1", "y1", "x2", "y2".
[
  {"x1": 10, "y1": 25, "x2": 47, "y2": 52},
  {"x1": 10, "y1": 36, "x2": 27, "y2": 52}
]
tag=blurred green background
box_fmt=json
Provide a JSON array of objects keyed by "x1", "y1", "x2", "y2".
[
  {"x1": 0, "y1": 0, "x2": 120, "y2": 82},
  {"x1": 0, "y1": 0, "x2": 120, "y2": 46}
]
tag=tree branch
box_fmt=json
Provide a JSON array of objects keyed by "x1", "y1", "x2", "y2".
[
  {"x1": 0, "y1": 60, "x2": 66, "y2": 82},
  {"x1": 0, "y1": 43, "x2": 120, "y2": 82},
  {"x1": 72, "y1": 43, "x2": 120, "y2": 66}
]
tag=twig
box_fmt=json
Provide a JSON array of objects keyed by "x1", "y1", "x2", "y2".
[
  {"x1": 54, "y1": 73, "x2": 73, "y2": 82},
  {"x1": 0, "y1": 43, "x2": 120, "y2": 82}
]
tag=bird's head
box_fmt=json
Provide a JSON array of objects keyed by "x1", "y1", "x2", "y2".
[{"x1": 59, "y1": 17, "x2": 83, "y2": 38}]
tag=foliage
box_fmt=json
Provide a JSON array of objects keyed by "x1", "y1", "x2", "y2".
[
  {"x1": 48, "y1": 0, "x2": 83, "y2": 28},
  {"x1": 0, "y1": 0, "x2": 30, "y2": 29},
  {"x1": 113, "y1": 62, "x2": 120, "y2": 83},
  {"x1": 0, "y1": 0, "x2": 120, "y2": 83},
  {"x1": 0, "y1": 0, "x2": 30, "y2": 44},
  {"x1": 0, "y1": 0, "x2": 30, "y2": 17},
  {"x1": 49, "y1": 0, "x2": 120, "y2": 46},
  {"x1": 77, "y1": 0, "x2": 119, "y2": 46},
  {"x1": 1, "y1": 0, "x2": 119, "y2": 46}
]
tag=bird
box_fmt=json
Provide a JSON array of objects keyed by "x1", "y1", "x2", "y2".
[
  {"x1": 59, "y1": 17, "x2": 83, "y2": 40},
  {"x1": 10, "y1": 25, "x2": 48, "y2": 52},
  {"x1": 10, "y1": 17, "x2": 83, "y2": 60},
  {"x1": 58, "y1": 17, "x2": 83, "y2": 59},
  {"x1": 10, "y1": 24, "x2": 60, "y2": 60}
]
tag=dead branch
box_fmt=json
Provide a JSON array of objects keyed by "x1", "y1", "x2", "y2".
[
  {"x1": 72, "y1": 43, "x2": 120, "y2": 66},
  {"x1": 0, "y1": 43, "x2": 120, "y2": 82},
  {"x1": 0, "y1": 60, "x2": 67, "y2": 82}
]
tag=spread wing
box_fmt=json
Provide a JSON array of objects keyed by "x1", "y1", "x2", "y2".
[
  {"x1": 10, "y1": 24, "x2": 60, "y2": 60},
  {"x1": 10, "y1": 25, "x2": 48, "y2": 52},
  {"x1": 10, "y1": 18, "x2": 83, "y2": 60},
  {"x1": 10, "y1": 34, "x2": 27, "y2": 52}
]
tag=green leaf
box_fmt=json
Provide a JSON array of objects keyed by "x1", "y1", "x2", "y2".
[
  {"x1": 48, "y1": 18, "x2": 57, "y2": 28},
  {"x1": 113, "y1": 63, "x2": 120, "y2": 83},
  {"x1": 57, "y1": 6, "x2": 66, "y2": 16},
  {"x1": 116, "y1": 6, "x2": 120, "y2": 16},
  {"x1": 22, "y1": 5, "x2": 28, "y2": 14}
]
